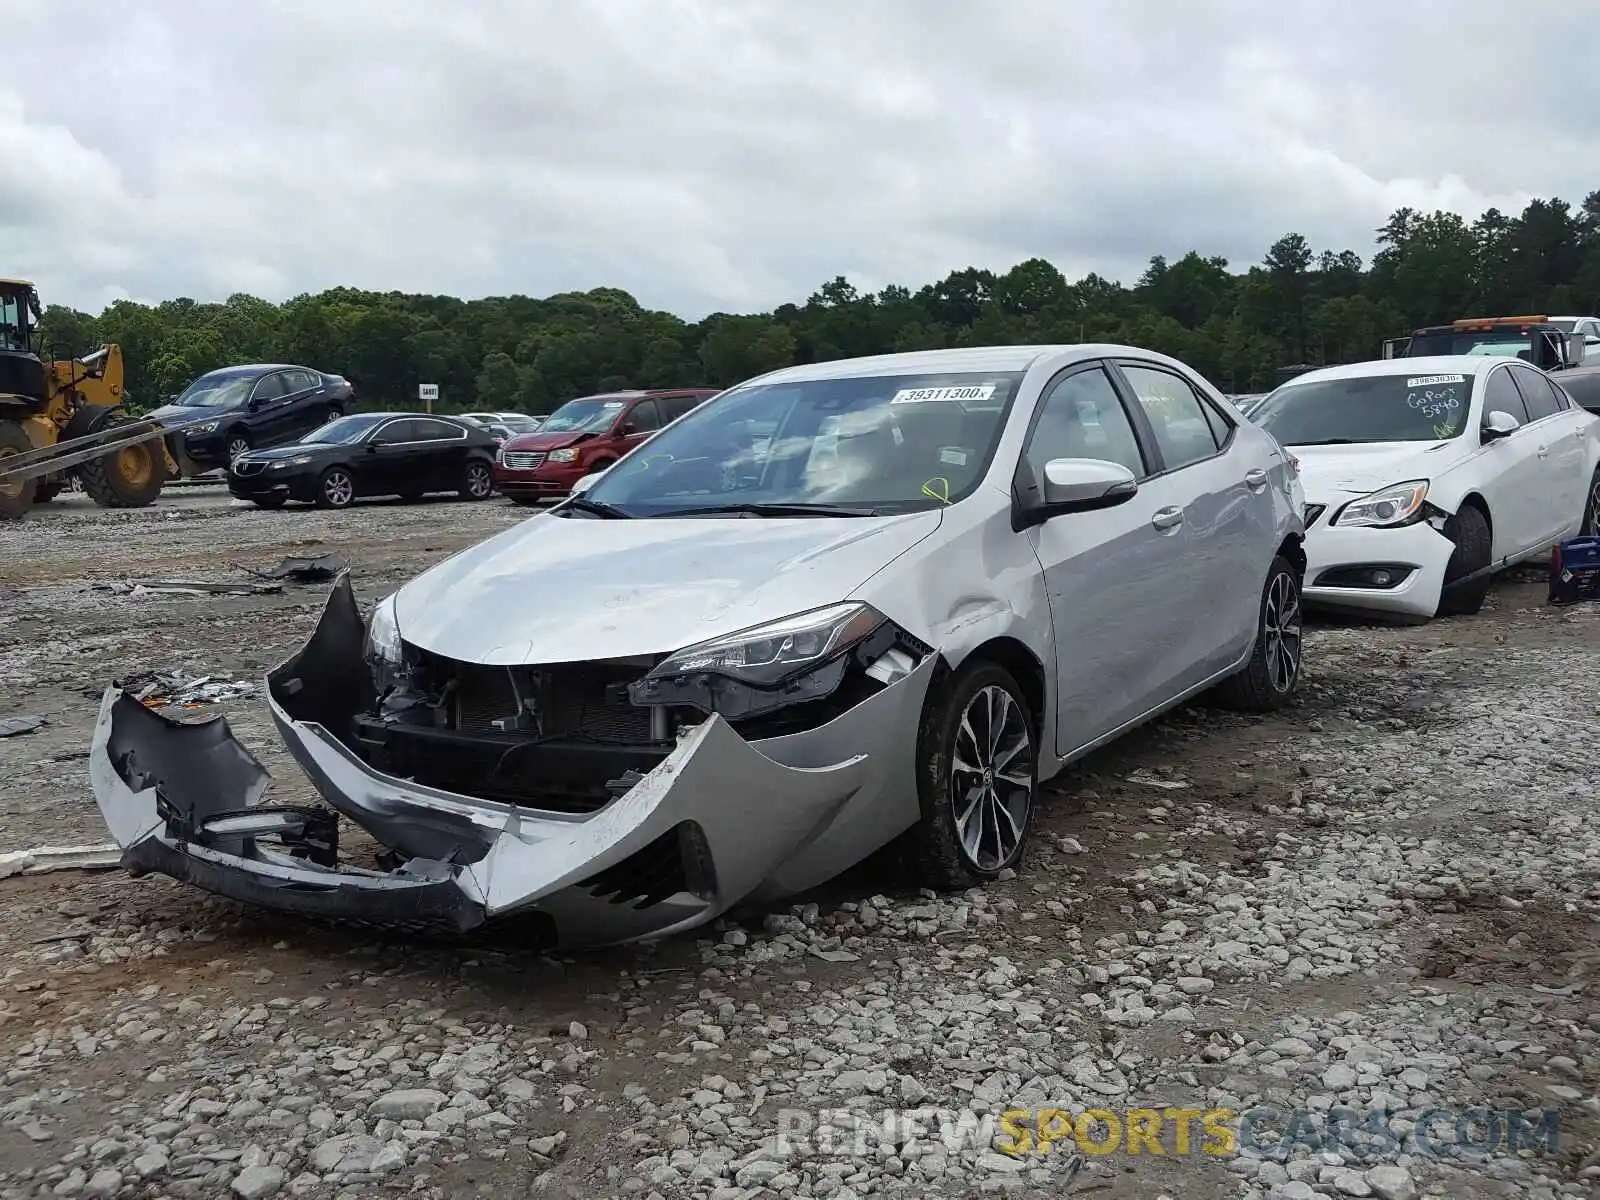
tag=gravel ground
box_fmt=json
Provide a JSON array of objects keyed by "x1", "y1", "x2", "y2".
[{"x1": 1, "y1": 487, "x2": 1598, "y2": 1199}]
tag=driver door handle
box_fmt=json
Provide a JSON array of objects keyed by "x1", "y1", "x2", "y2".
[
  {"x1": 1152, "y1": 507, "x2": 1184, "y2": 532},
  {"x1": 1244, "y1": 468, "x2": 1269, "y2": 491}
]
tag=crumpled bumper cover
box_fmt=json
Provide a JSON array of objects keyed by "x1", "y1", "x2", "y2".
[{"x1": 88, "y1": 576, "x2": 928, "y2": 947}]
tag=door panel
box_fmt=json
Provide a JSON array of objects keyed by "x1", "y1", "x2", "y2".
[
  {"x1": 362, "y1": 419, "x2": 421, "y2": 495},
  {"x1": 247, "y1": 373, "x2": 298, "y2": 446},
  {"x1": 1479, "y1": 367, "x2": 1543, "y2": 557},
  {"x1": 1510, "y1": 365, "x2": 1587, "y2": 538},
  {"x1": 1019, "y1": 363, "x2": 1192, "y2": 752}
]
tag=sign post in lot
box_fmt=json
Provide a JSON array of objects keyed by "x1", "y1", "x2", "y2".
[{"x1": 418, "y1": 383, "x2": 439, "y2": 414}]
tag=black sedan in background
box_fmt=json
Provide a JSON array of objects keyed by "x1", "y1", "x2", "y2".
[
  {"x1": 146, "y1": 363, "x2": 358, "y2": 473},
  {"x1": 227, "y1": 413, "x2": 498, "y2": 509}
]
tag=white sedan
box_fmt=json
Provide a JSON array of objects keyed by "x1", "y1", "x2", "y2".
[{"x1": 1253, "y1": 355, "x2": 1600, "y2": 621}]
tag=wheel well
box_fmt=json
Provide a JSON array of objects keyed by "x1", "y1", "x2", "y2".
[
  {"x1": 1456, "y1": 492, "x2": 1490, "y2": 534},
  {"x1": 954, "y1": 636, "x2": 1047, "y2": 736},
  {"x1": 1277, "y1": 532, "x2": 1306, "y2": 580}
]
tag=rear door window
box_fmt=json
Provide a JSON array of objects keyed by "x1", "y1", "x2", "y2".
[{"x1": 1119, "y1": 363, "x2": 1223, "y2": 471}]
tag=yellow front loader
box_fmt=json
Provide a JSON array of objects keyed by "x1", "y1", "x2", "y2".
[{"x1": 0, "y1": 277, "x2": 181, "y2": 519}]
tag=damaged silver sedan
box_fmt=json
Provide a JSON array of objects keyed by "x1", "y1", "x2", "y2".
[{"x1": 91, "y1": 344, "x2": 1307, "y2": 948}]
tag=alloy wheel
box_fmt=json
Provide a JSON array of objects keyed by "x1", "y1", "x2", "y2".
[
  {"x1": 949, "y1": 685, "x2": 1034, "y2": 872},
  {"x1": 1263, "y1": 570, "x2": 1302, "y2": 695},
  {"x1": 1588, "y1": 477, "x2": 1600, "y2": 537},
  {"x1": 226, "y1": 437, "x2": 250, "y2": 462},
  {"x1": 323, "y1": 470, "x2": 354, "y2": 507},
  {"x1": 467, "y1": 464, "x2": 493, "y2": 498}
]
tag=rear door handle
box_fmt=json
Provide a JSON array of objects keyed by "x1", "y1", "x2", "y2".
[
  {"x1": 1537, "y1": 445, "x2": 1549, "y2": 458},
  {"x1": 1244, "y1": 468, "x2": 1269, "y2": 491},
  {"x1": 1152, "y1": 507, "x2": 1184, "y2": 532}
]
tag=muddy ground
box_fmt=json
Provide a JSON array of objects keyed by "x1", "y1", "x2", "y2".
[{"x1": 0, "y1": 485, "x2": 1596, "y2": 1200}]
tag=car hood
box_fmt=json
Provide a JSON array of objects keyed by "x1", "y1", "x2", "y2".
[
  {"x1": 1288, "y1": 440, "x2": 1462, "y2": 499},
  {"x1": 393, "y1": 509, "x2": 944, "y2": 665},
  {"x1": 237, "y1": 443, "x2": 332, "y2": 462},
  {"x1": 502, "y1": 431, "x2": 592, "y2": 452},
  {"x1": 146, "y1": 403, "x2": 234, "y2": 428}
]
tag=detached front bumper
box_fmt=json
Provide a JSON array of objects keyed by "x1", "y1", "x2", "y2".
[
  {"x1": 89, "y1": 577, "x2": 931, "y2": 946},
  {"x1": 1301, "y1": 509, "x2": 1456, "y2": 621}
]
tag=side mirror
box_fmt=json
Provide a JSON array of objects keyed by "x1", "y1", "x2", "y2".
[
  {"x1": 1482, "y1": 410, "x2": 1521, "y2": 441},
  {"x1": 1568, "y1": 337, "x2": 1587, "y2": 368},
  {"x1": 1016, "y1": 458, "x2": 1139, "y2": 529},
  {"x1": 366, "y1": 440, "x2": 386, "y2": 451},
  {"x1": 570, "y1": 469, "x2": 607, "y2": 494}
]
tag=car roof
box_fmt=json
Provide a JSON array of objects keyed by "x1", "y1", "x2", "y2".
[
  {"x1": 744, "y1": 344, "x2": 1195, "y2": 386},
  {"x1": 1279, "y1": 356, "x2": 1516, "y2": 386}
]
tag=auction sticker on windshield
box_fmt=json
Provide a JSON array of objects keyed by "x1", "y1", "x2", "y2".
[
  {"x1": 891, "y1": 385, "x2": 996, "y2": 405},
  {"x1": 1405, "y1": 375, "x2": 1467, "y2": 388}
]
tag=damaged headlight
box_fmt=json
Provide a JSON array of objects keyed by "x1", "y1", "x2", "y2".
[
  {"x1": 1333, "y1": 480, "x2": 1429, "y2": 528},
  {"x1": 187, "y1": 421, "x2": 220, "y2": 435},
  {"x1": 630, "y1": 602, "x2": 895, "y2": 722},
  {"x1": 648, "y1": 603, "x2": 885, "y2": 687},
  {"x1": 365, "y1": 594, "x2": 403, "y2": 687}
]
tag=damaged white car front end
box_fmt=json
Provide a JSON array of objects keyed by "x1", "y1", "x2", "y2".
[{"x1": 90, "y1": 574, "x2": 936, "y2": 946}]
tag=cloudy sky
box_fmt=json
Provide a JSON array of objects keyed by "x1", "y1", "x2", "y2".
[{"x1": 4, "y1": 0, "x2": 1594, "y2": 318}]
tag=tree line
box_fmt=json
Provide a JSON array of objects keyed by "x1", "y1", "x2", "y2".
[{"x1": 35, "y1": 189, "x2": 1600, "y2": 411}]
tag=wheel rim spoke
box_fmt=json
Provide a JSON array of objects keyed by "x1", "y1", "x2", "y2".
[{"x1": 949, "y1": 685, "x2": 1034, "y2": 872}]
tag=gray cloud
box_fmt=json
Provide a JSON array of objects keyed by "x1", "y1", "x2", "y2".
[{"x1": 4, "y1": 0, "x2": 1596, "y2": 317}]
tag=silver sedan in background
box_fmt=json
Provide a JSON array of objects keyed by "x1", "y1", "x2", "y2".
[{"x1": 91, "y1": 344, "x2": 1307, "y2": 947}]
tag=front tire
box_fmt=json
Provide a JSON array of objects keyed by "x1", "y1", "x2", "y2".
[
  {"x1": 1436, "y1": 504, "x2": 1491, "y2": 616},
  {"x1": 314, "y1": 466, "x2": 355, "y2": 510},
  {"x1": 225, "y1": 431, "x2": 252, "y2": 464},
  {"x1": 0, "y1": 420, "x2": 37, "y2": 519},
  {"x1": 909, "y1": 660, "x2": 1037, "y2": 890},
  {"x1": 1580, "y1": 468, "x2": 1600, "y2": 539},
  {"x1": 1215, "y1": 554, "x2": 1303, "y2": 711},
  {"x1": 79, "y1": 414, "x2": 166, "y2": 509},
  {"x1": 459, "y1": 460, "x2": 494, "y2": 501}
]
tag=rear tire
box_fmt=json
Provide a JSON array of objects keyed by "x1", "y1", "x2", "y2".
[
  {"x1": 908, "y1": 660, "x2": 1037, "y2": 891},
  {"x1": 1436, "y1": 504, "x2": 1492, "y2": 616},
  {"x1": 0, "y1": 420, "x2": 37, "y2": 519},
  {"x1": 79, "y1": 413, "x2": 166, "y2": 509},
  {"x1": 314, "y1": 466, "x2": 355, "y2": 510},
  {"x1": 1215, "y1": 554, "x2": 1303, "y2": 711},
  {"x1": 459, "y1": 460, "x2": 494, "y2": 501}
]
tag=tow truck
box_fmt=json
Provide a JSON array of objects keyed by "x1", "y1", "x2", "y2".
[{"x1": 1380, "y1": 315, "x2": 1585, "y2": 373}]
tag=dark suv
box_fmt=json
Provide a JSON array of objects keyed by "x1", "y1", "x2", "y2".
[{"x1": 145, "y1": 364, "x2": 356, "y2": 473}]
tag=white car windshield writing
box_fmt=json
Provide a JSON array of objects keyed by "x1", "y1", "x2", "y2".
[{"x1": 1255, "y1": 374, "x2": 1473, "y2": 444}]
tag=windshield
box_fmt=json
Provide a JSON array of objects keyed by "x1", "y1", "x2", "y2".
[
  {"x1": 301, "y1": 414, "x2": 387, "y2": 444},
  {"x1": 583, "y1": 371, "x2": 1025, "y2": 517},
  {"x1": 1255, "y1": 372, "x2": 1475, "y2": 445},
  {"x1": 540, "y1": 396, "x2": 630, "y2": 433},
  {"x1": 1550, "y1": 319, "x2": 1577, "y2": 334},
  {"x1": 175, "y1": 370, "x2": 258, "y2": 408}
]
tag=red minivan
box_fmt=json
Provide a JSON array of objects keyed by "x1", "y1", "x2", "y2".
[{"x1": 493, "y1": 388, "x2": 721, "y2": 503}]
